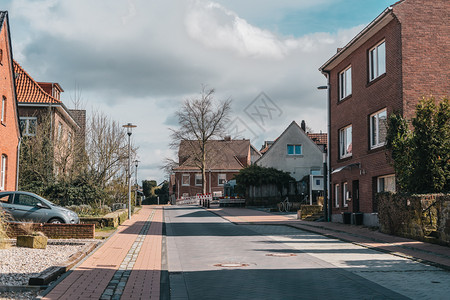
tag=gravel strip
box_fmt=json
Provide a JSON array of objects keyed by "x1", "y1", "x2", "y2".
[
  {"x1": 0, "y1": 290, "x2": 39, "y2": 300},
  {"x1": 0, "y1": 239, "x2": 97, "y2": 286}
]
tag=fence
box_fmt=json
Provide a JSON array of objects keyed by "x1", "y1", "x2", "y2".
[{"x1": 176, "y1": 194, "x2": 212, "y2": 205}]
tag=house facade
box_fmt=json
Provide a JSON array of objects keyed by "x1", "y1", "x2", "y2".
[
  {"x1": 172, "y1": 138, "x2": 257, "y2": 198},
  {"x1": 13, "y1": 61, "x2": 84, "y2": 176},
  {"x1": 255, "y1": 121, "x2": 325, "y2": 182},
  {"x1": 319, "y1": 0, "x2": 449, "y2": 225},
  {"x1": 0, "y1": 12, "x2": 21, "y2": 191}
]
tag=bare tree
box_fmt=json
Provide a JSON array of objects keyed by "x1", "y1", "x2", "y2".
[
  {"x1": 85, "y1": 110, "x2": 136, "y2": 187},
  {"x1": 169, "y1": 87, "x2": 232, "y2": 194}
]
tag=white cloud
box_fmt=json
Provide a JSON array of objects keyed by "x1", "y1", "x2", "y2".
[{"x1": 7, "y1": 0, "x2": 365, "y2": 182}]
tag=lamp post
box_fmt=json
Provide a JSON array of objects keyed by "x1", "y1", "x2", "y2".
[
  {"x1": 318, "y1": 84, "x2": 330, "y2": 222},
  {"x1": 134, "y1": 160, "x2": 140, "y2": 206},
  {"x1": 123, "y1": 123, "x2": 136, "y2": 220}
]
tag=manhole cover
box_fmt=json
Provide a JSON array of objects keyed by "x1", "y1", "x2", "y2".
[
  {"x1": 266, "y1": 253, "x2": 297, "y2": 257},
  {"x1": 214, "y1": 263, "x2": 249, "y2": 268}
]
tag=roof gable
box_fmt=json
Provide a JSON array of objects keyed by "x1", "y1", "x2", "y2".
[
  {"x1": 13, "y1": 60, "x2": 62, "y2": 104},
  {"x1": 256, "y1": 121, "x2": 324, "y2": 164}
]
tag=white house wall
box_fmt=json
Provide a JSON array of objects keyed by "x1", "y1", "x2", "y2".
[{"x1": 256, "y1": 122, "x2": 324, "y2": 181}]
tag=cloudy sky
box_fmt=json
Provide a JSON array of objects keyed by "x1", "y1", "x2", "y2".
[{"x1": 4, "y1": 0, "x2": 394, "y2": 183}]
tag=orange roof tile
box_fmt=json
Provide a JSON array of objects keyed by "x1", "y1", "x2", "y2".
[
  {"x1": 13, "y1": 60, "x2": 61, "y2": 104},
  {"x1": 307, "y1": 133, "x2": 328, "y2": 146}
]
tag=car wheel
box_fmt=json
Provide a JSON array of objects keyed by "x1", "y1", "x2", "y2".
[{"x1": 48, "y1": 218, "x2": 64, "y2": 224}]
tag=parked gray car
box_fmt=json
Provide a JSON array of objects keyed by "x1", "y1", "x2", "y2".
[{"x1": 0, "y1": 191, "x2": 79, "y2": 224}]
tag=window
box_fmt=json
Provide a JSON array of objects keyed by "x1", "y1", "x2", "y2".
[
  {"x1": 182, "y1": 174, "x2": 190, "y2": 186},
  {"x1": 218, "y1": 174, "x2": 226, "y2": 186},
  {"x1": 343, "y1": 182, "x2": 349, "y2": 207},
  {"x1": 339, "y1": 125, "x2": 352, "y2": 158},
  {"x1": 13, "y1": 194, "x2": 41, "y2": 207},
  {"x1": 287, "y1": 144, "x2": 302, "y2": 155},
  {"x1": 0, "y1": 155, "x2": 6, "y2": 191},
  {"x1": 339, "y1": 66, "x2": 352, "y2": 100},
  {"x1": 0, "y1": 193, "x2": 11, "y2": 203},
  {"x1": 1, "y1": 96, "x2": 5, "y2": 124},
  {"x1": 369, "y1": 41, "x2": 386, "y2": 81},
  {"x1": 334, "y1": 184, "x2": 340, "y2": 208},
  {"x1": 377, "y1": 174, "x2": 396, "y2": 192},
  {"x1": 195, "y1": 174, "x2": 202, "y2": 186},
  {"x1": 19, "y1": 117, "x2": 37, "y2": 136},
  {"x1": 370, "y1": 109, "x2": 387, "y2": 149}
]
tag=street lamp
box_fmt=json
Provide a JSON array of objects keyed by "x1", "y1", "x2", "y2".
[
  {"x1": 134, "y1": 160, "x2": 140, "y2": 206},
  {"x1": 318, "y1": 84, "x2": 330, "y2": 222},
  {"x1": 123, "y1": 123, "x2": 137, "y2": 220}
]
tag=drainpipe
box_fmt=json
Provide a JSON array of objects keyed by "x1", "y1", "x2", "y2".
[
  {"x1": 325, "y1": 71, "x2": 331, "y2": 222},
  {"x1": 15, "y1": 137, "x2": 21, "y2": 191}
]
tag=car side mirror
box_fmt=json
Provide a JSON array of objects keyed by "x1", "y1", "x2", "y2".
[{"x1": 36, "y1": 202, "x2": 48, "y2": 209}]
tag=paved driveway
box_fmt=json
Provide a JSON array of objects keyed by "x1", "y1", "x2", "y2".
[{"x1": 164, "y1": 206, "x2": 450, "y2": 299}]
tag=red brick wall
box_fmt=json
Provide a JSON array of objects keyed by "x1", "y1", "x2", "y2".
[
  {"x1": 393, "y1": 0, "x2": 450, "y2": 119},
  {"x1": 329, "y1": 19, "x2": 402, "y2": 214},
  {"x1": 174, "y1": 171, "x2": 238, "y2": 198},
  {"x1": 6, "y1": 222, "x2": 95, "y2": 239},
  {"x1": 0, "y1": 17, "x2": 20, "y2": 192}
]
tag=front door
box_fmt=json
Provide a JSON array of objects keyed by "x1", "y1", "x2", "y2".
[{"x1": 352, "y1": 180, "x2": 359, "y2": 212}]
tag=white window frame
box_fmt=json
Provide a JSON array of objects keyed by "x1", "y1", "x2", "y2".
[
  {"x1": 287, "y1": 144, "x2": 302, "y2": 155},
  {"x1": 339, "y1": 66, "x2": 352, "y2": 100},
  {"x1": 339, "y1": 125, "x2": 352, "y2": 158},
  {"x1": 218, "y1": 174, "x2": 226, "y2": 186},
  {"x1": 19, "y1": 117, "x2": 37, "y2": 136},
  {"x1": 181, "y1": 174, "x2": 190, "y2": 186},
  {"x1": 370, "y1": 109, "x2": 387, "y2": 149},
  {"x1": 369, "y1": 41, "x2": 386, "y2": 81},
  {"x1": 377, "y1": 174, "x2": 396, "y2": 193},
  {"x1": 334, "y1": 184, "x2": 340, "y2": 208},
  {"x1": 195, "y1": 174, "x2": 202, "y2": 186},
  {"x1": 343, "y1": 182, "x2": 349, "y2": 207},
  {"x1": 1, "y1": 96, "x2": 5, "y2": 124},
  {"x1": 0, "y1": 155, "x2": 6, "y2": 191}
]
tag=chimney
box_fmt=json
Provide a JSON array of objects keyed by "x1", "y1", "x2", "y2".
[{"x1": 301, "y1": 120, "x2": 306, "y2": 131}]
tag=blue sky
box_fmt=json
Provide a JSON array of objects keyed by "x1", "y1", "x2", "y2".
[{"x1": 3, "y1": 0, "x2": 397, "y2": 182}]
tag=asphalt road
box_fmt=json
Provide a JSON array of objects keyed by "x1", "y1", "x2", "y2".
[{"x1": 164, "y1": 206, "x2": 450, "y2": 300}]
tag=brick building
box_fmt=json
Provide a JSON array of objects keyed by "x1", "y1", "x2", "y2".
[
  {"x1": 319, "y1": 0, "x2": 449, "y2": 225},
  {"x1": 0, "y1": 12, "x2": 21, "y2": 191},
  {"x1": 172, "y1": 138, "x2": 259, "y2": 199},
  {"x1": 13, "y1": 61, "x2": 84, "y2": 176}
]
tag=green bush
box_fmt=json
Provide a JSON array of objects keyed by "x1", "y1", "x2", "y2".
[{"x1": 386, "y1": 96, "x2": 449, "y2": 193}]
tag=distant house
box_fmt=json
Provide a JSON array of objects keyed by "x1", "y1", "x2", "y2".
[
  {"x1": 319, "y1": 0, "x2": 449, "y2": 225},
  {"x1": 13, "y1": 61, "x2": 85, "y2": 176},
  {"x1": 172, "y1": 138, "x2": 259, "y2": 198},
  {"x1": 255, "y1": 121, "x2": 326, "y2": 182},
  {"x1": 0, "y1": 11, "x2": 21, "y2": 191}
]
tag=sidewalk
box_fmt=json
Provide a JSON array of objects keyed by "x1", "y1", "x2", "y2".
[
  {"x1": 208, "y1": 206, "x2": 450, "y2": 271},
  {"x1": 41, "y1": 206, "x2": 163, "y2": 300}
]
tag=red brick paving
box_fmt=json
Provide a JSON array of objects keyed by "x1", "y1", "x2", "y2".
[
  {"x1": 42, "y1": 206, "x2": 163, "y2": 300},
  {"x1": 209, "y1": 206, "x2": 450, "y2": 270}
]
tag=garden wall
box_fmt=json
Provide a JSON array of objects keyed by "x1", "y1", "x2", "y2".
[
  {"x1": 6, "y1": 223, "x2": 95, "y2": 239},
  {"x1": 377, "y1": 193, "x2": 450, "y2": 246},
  {"x1": 80, "y1": 209, "x2": 129, "y2": 228}
]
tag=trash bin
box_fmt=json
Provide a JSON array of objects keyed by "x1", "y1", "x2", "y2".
[
  {"x1": 354, "y1": 213, "x2": 364, "y2": 225},
  {"x1": 343, "y1": 212, "x2": 351, "y2": 224}
]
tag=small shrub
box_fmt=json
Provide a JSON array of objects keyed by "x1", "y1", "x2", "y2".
[{"x1": 0, "y1": 210, "x2": 10, "y2": 249}]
